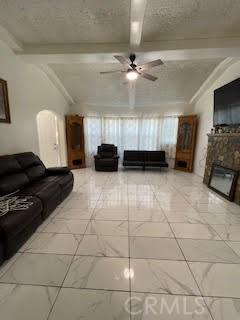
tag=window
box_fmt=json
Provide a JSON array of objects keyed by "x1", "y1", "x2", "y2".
[{"x1": 84, "y1": 116, "x2": 178, "y2": 165}]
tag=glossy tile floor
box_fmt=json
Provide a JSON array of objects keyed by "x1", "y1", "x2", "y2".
[{"x1": 0, "y1": 168, "x2": 240, "y2": 320}]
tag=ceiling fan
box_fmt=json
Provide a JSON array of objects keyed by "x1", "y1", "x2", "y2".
[{"x1": 100, "y1": 54, "x2": 163, "y2": 81}]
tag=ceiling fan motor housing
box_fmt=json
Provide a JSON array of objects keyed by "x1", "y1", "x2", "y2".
[{"x1": 129, "y1": 53, "x2": 136, "y2": 63}]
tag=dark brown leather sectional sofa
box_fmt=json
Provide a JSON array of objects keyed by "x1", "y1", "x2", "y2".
[{"x1": 0, "y1": 152, "x2": 73, "y2": 264}]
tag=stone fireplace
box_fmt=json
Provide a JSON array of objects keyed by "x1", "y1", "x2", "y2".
[{"x1": 204, "y1": 133, "x2": 240, "y2": 205}]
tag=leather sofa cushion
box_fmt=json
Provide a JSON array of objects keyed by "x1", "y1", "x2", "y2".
[
  {"x1": 123, "y1": 161, "x2": 144, "y2": 166},
  {"x1": 43, "y1": 172, "x2": 73, "y2": 188},
  {"x1": 46, "y1": 167, "x2": 70, "y2": 175},
  {"x1": 19, "y1": 180, "x2": 61, "y2": 218},
  {"x1": 0, "y1": 155, "x2": 22, "y2": 176},
  {"x1": 25, "y1": 165, "x2": 46, "y2": 182},
  {"x1": 14, "y1": 152, "x2": 46, "y2": 182},
  {"x1": 0, "y1": 196, "x2": 42, "y2": 239},
  {"x1": 0, "y1": 173, "x2": 29, "y2": 196},
  {"x1": 14, "y1": 152, "x2": 43, "y2": 169},
  {"x1": 146, "y1": 151, "x2": 166, "y2": 162},
  {"x1": 123, "y1": 151, "x2": 145, "y2": 161},
  {"x1": 100, "y1": 144, "x2": 115, "y2": 152},
  {"x1": 100, "y1": 151, "x2": 114, "y2": 159}
]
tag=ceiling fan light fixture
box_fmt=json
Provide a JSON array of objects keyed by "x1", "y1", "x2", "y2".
[{"x1": 126, "y1": 70, "x2": 138, "y2": 81}]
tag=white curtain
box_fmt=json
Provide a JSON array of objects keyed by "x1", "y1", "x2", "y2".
[{"x1": 84, "y1": 116, "x2": 178, "y2": 166}]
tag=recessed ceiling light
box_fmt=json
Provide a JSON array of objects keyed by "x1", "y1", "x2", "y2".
[{"x1": 126, "y1": 70, "x2": 139, "y2": 81}]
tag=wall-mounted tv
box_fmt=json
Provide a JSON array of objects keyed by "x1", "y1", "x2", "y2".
[{"x1": 214, "y1": 78, "x2": 240, "y2": 127}]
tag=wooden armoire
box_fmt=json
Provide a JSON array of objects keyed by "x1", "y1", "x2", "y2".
[
  {"x1": 174, "y1": 115, "x2": 198, "y2": 173},
  {"x1": 65, "y1": 115, "x2": 86, "y2": 169}
]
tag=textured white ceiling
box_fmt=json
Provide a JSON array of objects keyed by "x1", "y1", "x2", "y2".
[
  {"x1": 1, "y1": 0, "x2": 240, "y2": 44},
  {"x1": 50, "y1": 63, "x2": 129, "y2": 106},
  {"x1": 51, "y1": 59, "x2": 222, "y2": 107},
  {"x1": 0, "y1": 0, "x2": 130, "y2": 44},
  {"x1": 143, "y1": 0, "x2": 240, "y2": 41}
]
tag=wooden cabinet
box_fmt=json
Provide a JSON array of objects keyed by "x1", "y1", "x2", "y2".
[
  {"x1": 66, "y1": 115, "x2": 86, "y2": 169},
  {"x1": 174, "y1": 115, "x2": 197, "y2": 173}
]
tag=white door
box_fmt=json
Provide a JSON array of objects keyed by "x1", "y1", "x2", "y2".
[{"x1": 37, "y1": 110, "x2": 60, "y2": 167}]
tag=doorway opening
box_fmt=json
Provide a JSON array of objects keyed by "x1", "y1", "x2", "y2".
[{"x1": 37, "y1": 110, "x2": 66, "y2": 167}]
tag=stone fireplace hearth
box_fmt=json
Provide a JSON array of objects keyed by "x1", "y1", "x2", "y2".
[{"x1": 204, "y1": 133, "x2": 240, "y2": 205}]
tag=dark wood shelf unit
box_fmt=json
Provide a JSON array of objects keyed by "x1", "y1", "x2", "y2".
[
  {"x1": 175, "y1": 115, "x2": 198, "y2": 173},
  {"x1": 66, "y1": 115, "x2": 86, "y2": 169}
]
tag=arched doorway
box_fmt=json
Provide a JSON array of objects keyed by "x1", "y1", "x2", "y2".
[{"x1": 37, "y1": 110, "x2": 64, "y2": 167}]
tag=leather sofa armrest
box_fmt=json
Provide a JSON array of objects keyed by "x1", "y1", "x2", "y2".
[{"x1": 46, "y1": 167, "x2": 70, "y2": 175}]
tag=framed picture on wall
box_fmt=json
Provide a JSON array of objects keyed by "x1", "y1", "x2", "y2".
[{"x1": 0, "y1": 79, "x2": 11, "y2": 123}]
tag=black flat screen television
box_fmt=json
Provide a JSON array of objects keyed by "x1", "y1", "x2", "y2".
[{"x1": 214, "y1": 78, "x2": 240, "y2": 126}]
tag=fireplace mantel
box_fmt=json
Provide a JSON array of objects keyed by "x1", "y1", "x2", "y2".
[
  {"x1": 207, "y1": 133, "x2": 240, "y2": 137},
  {"x1": 204, "y1": 133, "x2": 240, "y2": 205}
]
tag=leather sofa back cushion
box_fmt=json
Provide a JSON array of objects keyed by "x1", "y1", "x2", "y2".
[
  {"x1": 124, "y1": 151, "x2": 145, "y2": 161},
  {"x1": 14, "y1": 152, "x2": 46, "y2": 182},
  {"x1": 147, "y1": 151, "x2": 166, "y2": 162},
  {"x1": 0, "y1": 173, "x2": 29, "y2": 196},
  {"x1": 25, "y1": 165, "x2": 46, "y2": 182},
  {"x1": 100, "y1": 151, "x2": 114, "y2": 159},
  {"x1": 0, "y1": 156, "x2": 22, "y2": 176},
  {"x1": 14, "y1": 152, "x2": 44, "y2": 169}
]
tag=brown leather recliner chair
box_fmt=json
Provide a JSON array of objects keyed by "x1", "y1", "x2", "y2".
[{"x1": 94, "y1": 144, "x2": 119, "y2": 171}]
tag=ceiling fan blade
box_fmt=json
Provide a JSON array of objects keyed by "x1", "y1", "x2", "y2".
[
  {"x1": 100, "y1": 70, "x2": 125, "y2": 74},
  {"x1": 114, "y1": 55, "x2": 131, "y2": 69},
  {"x1": 137, "y1": 59, "x2": 163, "y2": 71},
  {"x1": 139, "y1": 72, "x2": 158, "y2": 81}
]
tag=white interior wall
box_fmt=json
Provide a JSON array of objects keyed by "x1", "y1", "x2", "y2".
[
  {"x1": 0, "y1": 42, "x2": 69, "y2": 162},
  {"x1": 193, "y1": 60, "x2": 240, "y2": 177},
  {"x1": 70, "y1": 102, "x2": 193, "y2": 117}
]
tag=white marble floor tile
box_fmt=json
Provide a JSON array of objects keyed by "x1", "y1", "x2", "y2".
[
  {"x1": 129, "y1": 222, "x2": 174, "y2": 238},
  {"x1": 18, "y1": 232, "x2": 39, "y2": 252},
  {"x1": 0, "y1": 253, "x2": 21, "y2": 277},
  {"x1": 189, "y1": 262, "x2": 240, "y2": 298},
  {"x1": 204, "y1": 297, "x2": 240, "y2": 320},
  {"x1": 40, "y1": 219, "x2": 89, "y2": 234},
  {"x1": 55, "y1": 208, "x2": 94, "y2": 220},
  {"x1": 63, "y1": 256, "x2": 130, "y2": 291},
  {"x1": 128, "y1": 200, "x2": 161, "y2": 209},
  {"x1": 92, "y1": 207, "x2": 129, "y2": 221},
  {"x1": 199, "y1": 212, "x2": 240, "y2": 225},
  {"x1": 86, "y1": 220, "x2": 128, "y2": 236},
  {"x1": 130, "y1": 259, "x2": 200, "y2": 295},
  {"x1": 131, "y1": 293, "x2": 212, "y2": 319},
  {"x1": 71, "y1": 192, "x2": 101, "y2": 201},
  {"x1": 128, "y1": 194, "x2": 156, "y2": 202},
  {"x1": 0, "y1": 253, "x2": 72, "y2": 286},
  {"x1": 0, "y1": 283, "x2": 59, "y2": 320},
  {"x1": 63, "y1": 199, "x2": 97, "y2": 209},
  {"x1": 164, "y1": 211, "x2": 206, "y2": 224},
  {"x1": 171, "y1": 223, "x2": 220, "y2": 240},
  {"x1": 160, "y1": 202, "x2": 196, "y2": 213},
  {"x1": 130, "y1": 237, "x2": 184, "y2": 260},
  {"x1": 194, "y1": 203, "x2": 231, "y2": 214},
  {"x1": 76, "y1": 235, "x2": 129, "y2": 257},
  {"x1": 211, "y1": 225, "x2": 240, "y2": 241},
  {"x1": 48, "y1": 288, "x2": 130, "y2": 320},
  {"x1": 226, "y1": 241, "x2": 240, "y2": 256},
  {"x1": 95, "y1": 200, "x2": 129, "y2": 208},
  {"x1": 24, "y1": 233, "x2": 81, "y2": 255},
  {"x1": 129, "y1": 208, "x2": 166, "y2": 222},
  {"x1": 178, "y1": 239, "x2": 240, "y2": 263},
  {"x1": 98, "y1": 194, "x2": 128, "y2": 202}
]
